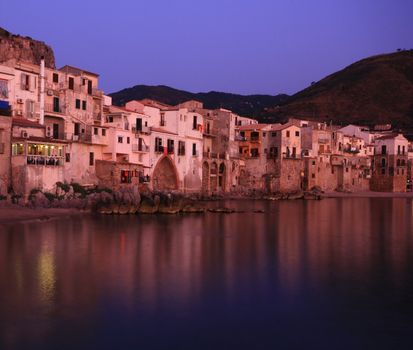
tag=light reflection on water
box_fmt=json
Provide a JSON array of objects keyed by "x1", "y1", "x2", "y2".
[{"x1": 0, "y1": 198, "x2": 413, "y2": 349}]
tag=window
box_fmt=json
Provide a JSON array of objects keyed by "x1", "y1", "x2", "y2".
[
  {"x1": 271, "y1": 132, "x2": 276, "y2": 137},
  {"x1": 251, "y1": 148, "x2": 259, "y2": 157},
  {"x1": 403, "y1": 146, "x2": 406, "y2": 155},
  {"x1": 286, "y1": 131, "x2": 290, "y2": 137},
  {"x1": 121, "y1": 170, "x2": 132, "y2": 184},
  {"x1": 53, "y1": 97, "x2": 60, "y2": 112},
  {"x1": 102, "y1": 129, "x2": 106, "y2": 136},
  {"x1": 21, "y1": 74, "x2": 30, "y2": 90},
  {"x1": 68, "y1": 77, "x2": 74, "y2": 90},
  {"x1": 53, "y1": 73, "x2": 59, "y2": 83},
  {"x1": 82, "y1": 78, "x2": 87, "y2": 86},
  {"x1": 118, "y1": 136, "x2": 123, "y2": 143},
  {"x1": 192, "y1": 143, "x2": 197, "y2": 156},
  {"x1": 88, "y1": 80, "x2": 92, "y2": 95},
  {"x1": 381, "y1": 158, "x2": 386, "y2": 167},
  {"x1": 75, "y1": 99, "x2": 81, "y2": 109},
  {"x1": 381, "y1": 145, "x2": 387, "y2": 155},
  {"x1": 295, "y1": 131, "x2": 300, "y2": 137},
  {"x1": 311, "y1": 173, "x2": 315, "y2": 179},
  {"x1": 155, "y1": 137, "x2": 163, "y2": 152},
  {"x1": 65, "y1": 153, "x2": 70, "y2": 162},
  {"x1": 178, "y1": 141, "x2": 185, "y2": 155},
  {"x1": 127, "y1": 137, "x2": 130, "y2": 144},
  {"x1": 167, "y1": 139, "x2": 174, "y2": 154},
  {"x1": 292, "y1": 147, "x2": 297, "y2": 158},
  {"x1": 82, "y1": 100, "x2": 87, "y2": 110},
  {"x1": 107, "y1": 116, "x2": 114, "y2": 123},
  {"x1": 263, "y1": 132, "x2": 266, "y2": 137},
  {"x1": 94, "y1": 128, "x2": 98, "y2": 135},
  {"x1": 398, "y1": 145, "x2": 401, "y2": 155},
  {"x1": 160, "y1": 113, "x2": 165, "y2": 126},
  {"x1": 0, "y1": 79, "x2": 8, "y2": 99},
  {"x1": 89, "y1": 152, "x2": 94, "y2": 166},
  {"x1": 193, "y1": 115, "x2": 198, "y2": 130}
]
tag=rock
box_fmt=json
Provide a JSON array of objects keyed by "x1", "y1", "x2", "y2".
[
  {"x1": 208, "y1": 207, "x2": 235, "y2": 214},
  {"x1": 253, "y1": 209, "x2": 265, "y2": 213},
  {"x1": 138, "y1": 197, "x2": 159, "y2": 214},
  {"x1": 182, "y1": 204, "x2": 206, "y2": 213},
  {"x1": 118, "y1": 204, "x2": 130, "y2": 215},
  {"x1": 287, "y1": 191, "x2": 304, "y2": 200},
  {"x1": 111, "y1": 203, "x2": 120, "y2": 214}
]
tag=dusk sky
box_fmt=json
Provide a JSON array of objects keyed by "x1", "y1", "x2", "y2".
[{"x1": 1, "y1": 0, "x2": 412, "y2": 95}]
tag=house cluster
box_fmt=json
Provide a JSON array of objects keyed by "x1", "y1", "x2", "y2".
[{"x1": 0, "y1": 58, "x2": 412, "y2": 198}]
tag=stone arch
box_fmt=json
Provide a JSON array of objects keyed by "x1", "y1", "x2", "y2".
[
  {"x1": 152, "y1": 156, "x2": 179, "y2": 191},
  {"x1": 202, "y1": 161, "x2": 210, "y2": 195},
  {"x1": 210, "y1": 162, "x2": 218, "y2": 193},
  {"x1": 219, "y1": 163, "x2": 226, "y2": 192}
]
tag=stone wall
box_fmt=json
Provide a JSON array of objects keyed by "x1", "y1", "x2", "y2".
[{"x1": 95, "y1": 160, "x2": 140, "y2": 190}]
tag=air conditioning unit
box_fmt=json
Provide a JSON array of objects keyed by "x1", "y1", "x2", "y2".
[
  {"x1": 17, "y1": 98, "x2": 24, "y2": 104},
  {"x1": 47, "y1": 90, "x2": 53, "y2": 96},
  {"x1": 16, "y1": 110, "x2": 23, "y2": 116},
  {"x1": 21, "y1": 130, "x2": 29, "y2": 138},
  {"x1": 46, "y1": 127, "x2": 52, "y2": 138},
  {"x1": 73, "y1": 135, "x2": 79, "y2": 141}
]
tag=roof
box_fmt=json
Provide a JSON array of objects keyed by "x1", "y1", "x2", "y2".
[
  {"x1": 375, "y1": 133, "x2": 405, "y2": 141},
  {"x1": 139, "y1": 99, "x2": 174, "y2": 110},
  {"x1": 150, "y1": 127, "x2": 178, "y2": 135},
  {"x1": 239, "y1": 124, "x2": 269, "y2": 131},
  {"x1": 12, "y1": 118, "x2": 45, "y2": 129},
  {"x1": 13, "y1": 136, "x2": 68, "y2": 144},
  {"x1": 58, "y1": 65, "x2": 99, "y2": 77},
  {"x1": 270, "y1": 121, "x2": 297, "y2": 131}
]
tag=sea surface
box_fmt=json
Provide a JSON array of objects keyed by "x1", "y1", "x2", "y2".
[{"x1": 1, "y1": 198, "x2": 413, "y2": 349}]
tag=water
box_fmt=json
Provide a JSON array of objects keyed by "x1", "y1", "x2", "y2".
[{"x1": 1, "y1": 198, "x2": 413, "y2": 349}]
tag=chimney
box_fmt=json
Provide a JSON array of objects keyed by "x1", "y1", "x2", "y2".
[{"x1": 39, "y1": 56, "x2": 45, "y2": 125}]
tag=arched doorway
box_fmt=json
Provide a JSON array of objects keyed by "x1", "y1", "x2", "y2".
[
  {"x1": 152, "y1": 156, "x2": 179, "y2": 191},
  {"x1": 218, "y1": 163, "x2": 226, "y2": 192},
  {"x1": 202, "y1": 161, "x2": 210, "y2": 195}
]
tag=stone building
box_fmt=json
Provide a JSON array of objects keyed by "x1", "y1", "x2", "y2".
[{"x1": 370, "y1": 134, "x2": 409, "y2": 192}]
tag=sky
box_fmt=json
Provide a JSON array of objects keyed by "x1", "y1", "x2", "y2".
[{"x1": 1, "y1": 0, "x2": 412, "y2": 96}]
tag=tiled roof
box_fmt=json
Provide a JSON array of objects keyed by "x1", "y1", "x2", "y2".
[
  {"x1": 239, "y1": 124, "x2": 269, "y2": 131},
  {"x1": 12, "y1": 118, "x2": 45, "y2": 129}
]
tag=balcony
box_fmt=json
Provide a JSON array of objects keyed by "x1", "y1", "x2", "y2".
[
  {"x1": 132, "y1": 125, "x2": 151, "y2": 134},
  {"x1": 27, "y1": 155, "x2": 64, "y2": 166},
  {"x1": 0, "y1": 101, "x2": 11, "y2": 116},
  {"x1": 92, "y1": 88, "x2": 103, "y2": 98},
  {"x1": 132, "y1": 144, "x2": 149, "y2": 153},
  {"x1": 45, "y1": 103, "x2": 65, "y2": 115},
  {"x1": 69, "y1": 133, "x2": 92, "y2": 143}
]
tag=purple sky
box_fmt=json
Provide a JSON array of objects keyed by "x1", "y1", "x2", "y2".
[{"x1": 1, "y1": 0, "x2": 412, "y2": 95}]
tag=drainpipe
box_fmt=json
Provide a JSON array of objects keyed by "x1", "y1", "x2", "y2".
[{"x1": 39, "y1": 56, "x2": 45, "y2": 125}]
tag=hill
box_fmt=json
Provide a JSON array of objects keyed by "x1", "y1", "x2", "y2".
[
  {"x1": 109, "y1": 85, "x2": 289, "y2": 118},
  {"x1": 265, "y1": 51, "x2": 413, "y2": 130},
  {"x1": 0, "y1": 27, "x2": 55, "y2": 68}
]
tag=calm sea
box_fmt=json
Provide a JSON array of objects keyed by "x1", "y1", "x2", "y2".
[{"x1": 1, "y1": 198, "x2": 413, "y2": 349}]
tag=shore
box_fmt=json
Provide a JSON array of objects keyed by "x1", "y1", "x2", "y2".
[
  {"x1": 322, "y1": 191, "x2": 413, "y2": 198},
  {"x1": 0, "y1": 205, "x2": 87, "y2": 225},
  {"x1": 1, "y1": 192, "x2": 412, "y2": 224}
]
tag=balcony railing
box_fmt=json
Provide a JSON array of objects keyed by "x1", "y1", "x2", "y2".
[
  {"x1": 27, "y1": 155, "x2": 64, "y2": 166},
  {"x1": 132, "y1": 144, "x2": 149, "y2": 152},
  {"x1": 132, "y1": 125, "x2": 151, "y2": 134},
  {"x1": 45, "y1": 103, "x2": 65, "y2": 114},
  {"x1": 69, "y1": 133, "x2": 92, "y2": 143}
]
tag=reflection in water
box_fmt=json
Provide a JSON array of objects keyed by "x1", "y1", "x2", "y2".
[
  {"x1": 0, "y1": 198, "x2": 413, "y2": 349},
  {"x1": 37, "y1": 246, "x2": 56, "y2": 306}
]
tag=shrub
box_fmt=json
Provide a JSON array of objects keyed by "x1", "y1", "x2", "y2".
[
  {"x1": 56, "y1": 181, "x2": 70, "y2": 192},
  {"x1": 70, "y1": 182, "x2": 87, "y2": 197},
  {"x1": 43, "y1": 192, "x2": 57, "y2": 202},
  {"x1": 28, "y1": 188, "x2": 41, "y2": 201}
]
